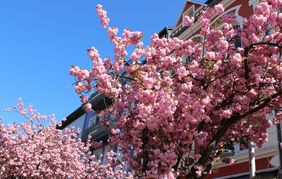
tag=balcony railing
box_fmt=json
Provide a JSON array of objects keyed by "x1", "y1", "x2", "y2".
[
  {"x1": 172, "y1": 5, "x2": 208, "y2": 37},
  {"x1": 82, "y1": 120, "x2": 115, "y2": 142}
]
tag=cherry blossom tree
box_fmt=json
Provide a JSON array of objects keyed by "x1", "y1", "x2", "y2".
[
  {"x1": 0, "y1": 99, "x2": 131, "y2": 178},
  {"x1": 71, "y1": 1, "x2": 282, "y2": 178}
]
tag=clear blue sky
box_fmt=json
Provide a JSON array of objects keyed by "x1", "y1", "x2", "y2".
[{"x1": 0, "y1": 0, "x2": 205, "y2": 124}]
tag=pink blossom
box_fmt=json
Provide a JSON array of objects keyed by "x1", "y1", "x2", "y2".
[
  {"x1": 183, "y1": 16, "x2": 194, "y2": 26},
  {"x1": 80, "y1": 95, "x2": 88, "y2": 103},
  {"x1": 108, "y1": 27, "x2": 118, "y2": 42},
  {"x1": 205, "y1": 51, "x2": 215, "y2": 60},
  {"x1": 195, "y1": 165, "x2": 203, "y2": 177},
  {"x1": 84, "y1": 103, "x2": 92, "y2": 112},
  {"x1": 231, "y1": 53, "x2": 242, "y2": 65},
  {"x1": 96, "y1": 4, "x2": 110, "y2": 28},
  {"x1": 0, "y1": 100, "x2": 131, "y2": 178},
  {"x1": 214, "y1": 4, "x2": 224, "y2": 14},
  {"x1": 75, "y1": 82, "x2": 86, "y2": 94},
  {"x1": 176, "y1": 66, "x2": 188, "y2": 80},
  {"x1": 70, "y1": 2, "x2": 282, "y2": 178}
]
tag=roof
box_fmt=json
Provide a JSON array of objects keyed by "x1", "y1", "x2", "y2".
[
  {"x1": 187, "y1": 0, "x2": 206, "y2": 6},
  {"x1": 205, "y1": 0, "x2": 221, "y2": 6},
  {"x1": 205, "y1": 0, "x2": 213, "y2": 4},
  {"x1": 174, "y1": 0, "x2": 222, "y2": 27},
  {"x1": 57, "y1": 106, "x2": 84, "y2": 129},
  {"x1": 175, "y1": 0, "x2": 207, "y2": 26},
  {"x1": 57, "y1": 92, "x2": 113, "y2": 130},
  {"x1": 158, "y1": 26, "x2": 174, "y2": 38}
]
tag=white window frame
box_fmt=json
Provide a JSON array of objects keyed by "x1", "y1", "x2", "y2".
[
  {"x1": 211, "y1": 5, "x2": 243, "y2": 30},
  {"x1": 249, "y1": 0, "x2": 260, "y2": 9},
  {"x1": 182, "y1": 5, "x2": 195, "y2": 27}
]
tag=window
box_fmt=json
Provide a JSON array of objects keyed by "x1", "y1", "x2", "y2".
[
  {"x1": 233, "y1": 35, "x2": 241, "y2": 49},
  {"x1": 182, "y1": 5, "x2": 195, "y2": 27},
  {"x1": 233, "y1": 138, "x2": 249, "y2": 153},
  {"x1": 93, "y1": 147, "x2": 103, "y2": 161},
  {"x1": 222, "y1": 141, "x2": 235, "y2": 156},
  {"x1": 102, "y1": 144, "x2": 109, "y2": 163},
  {"x1": 248, "y1": 0, "x2": 260, "y2": 9},
  {"x1": 86, "y1": 111, "x2": 99, "y2": 127},
  {"x1": 183, "y1": 55, "x2": 192, "y2": 64},
  {"x1": 89, "y1": 116, "x2": 99, "y2": 127},
  {"x1": 231, "y1": 22, "x2": 241, "y2": 49},
  {"x1": 193, "y1": 36, "x2": 203, "y2": 43},
  {"x1": 239, "y1": 142, "x2": 248, "y2": 151}
]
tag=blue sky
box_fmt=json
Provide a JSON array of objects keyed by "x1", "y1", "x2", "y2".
[{"x1": 0, "y1": 0, "x2": 205, "y2": 124}]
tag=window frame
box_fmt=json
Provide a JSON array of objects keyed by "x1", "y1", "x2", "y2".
[{"x1": 182, "y1": 5, "x2": 195, "y2": 27}]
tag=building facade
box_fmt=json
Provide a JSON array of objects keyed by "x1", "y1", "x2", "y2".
[
  {"x1": 172, "y1": 0, "x2": 281, "y2": 178},
  {"x1": 57, "y1": 92, "x2": 114, "y2": 162},
  {"x1": 60, "y1": 0, "x2": 281, "y2": 177}
]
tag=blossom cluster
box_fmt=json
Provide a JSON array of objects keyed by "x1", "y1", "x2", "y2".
[
  {"x1": 96, "y1": 4, "x2": 110, "y2": 28},
  {"x1": 0, "y1": 99, "x2": 132, "y2": 178},
  {"x1": 71, "y1": 1, "x2": 282, "y2": 178}
]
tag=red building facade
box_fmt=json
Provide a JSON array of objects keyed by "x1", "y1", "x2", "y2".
[{"x1": 172, "y1": 0, "x2": 280, "y2": 178}]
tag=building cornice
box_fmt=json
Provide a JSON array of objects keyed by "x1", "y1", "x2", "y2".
[
  {"x1": 175, "y1": 0, "x2": 235, "y2": 40},
  {"x1": 213, "y1": 145, "x2": 278, "y2": 168}
]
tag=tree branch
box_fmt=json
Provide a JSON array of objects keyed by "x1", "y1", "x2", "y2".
[
  {"x1": 118, "y1": 75, "x2": 136, "y2": 81},
  {"x1": 197, "y1": 90, "x2": 282, "y2": 173},
  {"x1": 142, "y1": 128, "x2": 149, "y2": 173},
  {"x1": 243, "y1": 42, "x2": 282, "y2": 89}
]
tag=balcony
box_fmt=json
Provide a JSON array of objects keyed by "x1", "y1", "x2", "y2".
[
  {"x1": 89, "y1": 92, "x2": 113, "y2": 112},
  {"x1": 82, "y1": 120, "x2": 115, "y2": 142},
  {"x1": 172, "y1": 5, "x2": 208, "y2": 37}
]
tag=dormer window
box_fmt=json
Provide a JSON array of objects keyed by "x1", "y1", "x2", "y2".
[
  {"x1": 182, "y1": 5, "x2": 195, "y2": 27},
  {"x1": 249, "y1": 0, "x2": 260, "y2": 9},
  {"x1": 192, "y1": 35, "x2": 204, "y2": 43}
]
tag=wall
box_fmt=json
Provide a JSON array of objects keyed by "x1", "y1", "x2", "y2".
[{"x1": 64, "y1": 113, "x2": 86, "y2": 138}]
